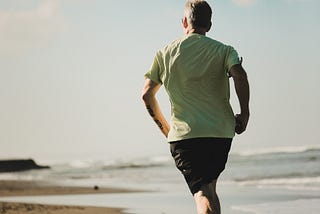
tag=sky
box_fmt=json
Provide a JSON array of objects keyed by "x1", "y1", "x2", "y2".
[{"x1": 0, "y1": 0, "x2": 319, "y2": 162}]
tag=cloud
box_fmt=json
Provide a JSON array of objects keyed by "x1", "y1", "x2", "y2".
[
  {"x1": 232, "y1": 0, "x2": 257, "y2": 6},
  {"x1": 0, "y1": 0, "x2": 65, "y2": 55}
]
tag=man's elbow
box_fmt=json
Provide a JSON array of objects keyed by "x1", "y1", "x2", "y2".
[
  {"x1": 141, "y1": 92, "x2": 148, "y2": 103},
  {"x1": 234, "y1": 72, "x2": 248, "y2": 83},
  {"x1": 141, "y1": 91, "x2": 153, "y2": 104},
  {"x1": 230, "y1": 64, "x2": 248, "y2": 82},
  {"x1": 141, "y1": 79, "x2": 160, "y2": 104}
]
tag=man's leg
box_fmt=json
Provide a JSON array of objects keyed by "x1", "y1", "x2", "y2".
[{"x1": 194, "y1": 179, "x2": 220, "y2": 214}]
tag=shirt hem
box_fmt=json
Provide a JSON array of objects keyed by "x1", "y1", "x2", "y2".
[{"x1": 167, "y1": 133, "x2": 235, "y2": 143}]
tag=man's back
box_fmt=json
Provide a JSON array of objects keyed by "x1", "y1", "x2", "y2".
[{"x1": 145, "y1": 33, "x2": 240, "y2": 141}]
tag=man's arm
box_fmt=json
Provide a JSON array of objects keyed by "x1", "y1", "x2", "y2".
[
  {"x1": 141, "y1": 79, "x2": 170, "y2": 138},
  {"x1": 229, "y1": 63, "x2": 250, "y2": 134}
]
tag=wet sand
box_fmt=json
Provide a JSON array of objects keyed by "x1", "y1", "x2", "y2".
[
  {"x1": 0, "y1": 180, "x2": 134, "y2": 214},
  {"x1": 0, "y1": 201, "x2": 123, "y2": 214}
]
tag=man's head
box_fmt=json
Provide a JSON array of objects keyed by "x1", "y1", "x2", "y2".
[{"x1": 184, "y1": 0, "x2": 212, "y2": 33}]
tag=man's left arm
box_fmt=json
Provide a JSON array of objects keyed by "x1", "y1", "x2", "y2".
[
  {"x1": 229, "y1": 63, "x2": 250, "y2": 134},
  {"x1": 141, "y1": 79, "x2": 170, "y2": 138}
]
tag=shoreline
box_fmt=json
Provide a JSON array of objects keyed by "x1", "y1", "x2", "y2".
[{"x1": 0, "y1": 180, "x2": 137, "y2": 214}]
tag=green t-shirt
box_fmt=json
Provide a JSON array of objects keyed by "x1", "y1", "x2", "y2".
[{"x1": 145, "y1": 33, "x2": 240, "y2": 142}]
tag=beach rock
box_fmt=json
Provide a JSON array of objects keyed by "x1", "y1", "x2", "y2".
[{"x1": 0, "y1": 159, "x2": 50, "y2": 173}]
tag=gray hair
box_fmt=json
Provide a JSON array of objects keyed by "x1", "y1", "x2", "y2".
[{"x1": 184, "y1": 0, "x2": 212, "y2": 29}]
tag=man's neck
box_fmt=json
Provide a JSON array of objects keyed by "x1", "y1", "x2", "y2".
[{"x1": 186, "y1": 28, "x2": 206, "y2": 36}]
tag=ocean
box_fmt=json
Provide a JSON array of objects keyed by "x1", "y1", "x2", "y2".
[{"x1": 0, "y1": 145, "x2": 320, "y2": 213}]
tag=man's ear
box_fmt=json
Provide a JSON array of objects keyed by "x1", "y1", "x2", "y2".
[
  {"x1": 206, "y1": 21, "x2": 212, "y2": 32},
  {"x1": 183, "y1": 17, "x2": 188, "y2": 29}
]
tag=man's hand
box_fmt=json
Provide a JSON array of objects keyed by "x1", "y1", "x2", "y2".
[{"x1": 235, "y1": 113, "x2": 249, "y2": 134}]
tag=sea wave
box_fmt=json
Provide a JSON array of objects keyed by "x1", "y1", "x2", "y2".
[
  {"x1": 2, "y1": 146, "x2": 319, "y2": 192},
  {"x1": 59, "y1": 155, "x2": 173, "y2": 170},
  {"x1": 232, "y1": 145, "x2": 320, "y2": 157},
  {"x1": 61, "y1": 145, "x2": 320, "y2": 170},
  {"x1": 233, "y1": 176, "x2": 320, "y2": 191}
]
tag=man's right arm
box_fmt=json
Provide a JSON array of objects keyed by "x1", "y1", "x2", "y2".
[
  {"x1": 229, "y1": 63, "x2": 250, "y2": 134},
  {"x1": 141, "y1": 79, "x2": 170, "y2": 138}
]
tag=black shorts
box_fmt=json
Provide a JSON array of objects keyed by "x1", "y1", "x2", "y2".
[{"x1": 170, "y1": 137, "x2": 232, "y2": 195}]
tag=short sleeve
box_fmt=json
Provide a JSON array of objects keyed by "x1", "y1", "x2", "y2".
[
  {"x1": 225, "y1": 46, "x2": 240, "y2": 72},
  {"x1": 144, "y1": 55, "x2": 162, "y2": 84}
]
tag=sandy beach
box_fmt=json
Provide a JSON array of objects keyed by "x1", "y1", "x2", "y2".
[
  {"x1": 0, "y1": 180, "x2": 131, "y2": 214},
  {"x1": 0, "y1": 202, "x2": 123, "y2": 214}
]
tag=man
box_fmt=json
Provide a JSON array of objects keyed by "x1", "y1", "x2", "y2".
[{"x1": 141, "y1": 1, "x2": 250, "y2": 213}]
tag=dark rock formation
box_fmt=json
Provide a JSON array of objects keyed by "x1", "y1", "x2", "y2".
[{"x1": 0, "y1": 159, "x2": 50, "y2": 173}]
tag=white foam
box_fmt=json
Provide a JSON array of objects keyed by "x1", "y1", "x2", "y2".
[
  {"x1": 68, "y1": 160, "x2": 95, "y2": 168},
  {"x1": 0, "y1": 173, "x2": 21, "y2": 180},
  {"x1": 237, "y1": 176, "x2": 320, "y2": 191},
  {"x1": 233, "y1": 144, "x2": 320, "y2": 156},
  {"x1": 0, "y1": 171, "x2": 47, "y2": 181},
  {"x1": 233, "y1": 199, "x2": 320, "y2": 214}
]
